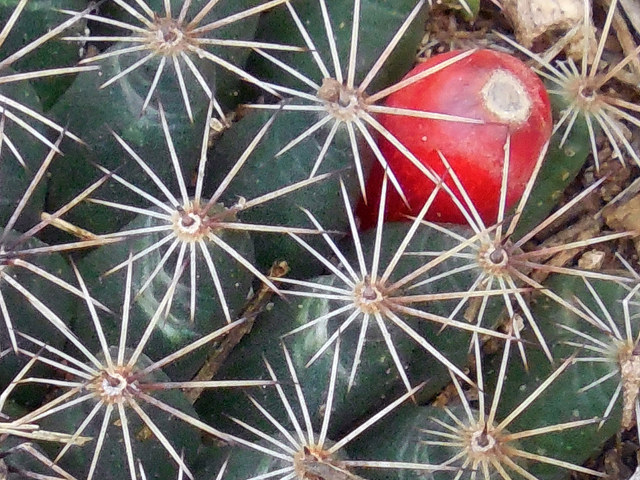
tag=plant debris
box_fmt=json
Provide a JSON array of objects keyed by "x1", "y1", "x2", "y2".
[{"x1": 500, "y1": 0, "x2": 590, "y2": 48}]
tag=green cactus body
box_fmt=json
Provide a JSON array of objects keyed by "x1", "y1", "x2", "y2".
[
  {"x1": 76, "y1": 204, "x2": 255, "y2": 381},
  {"x1": 0, "y1": 229, "x2": 76, "y2": 396},
  {"x1": 0, "y1": 76, "x2": 47, "y2": 229},
  {"x1": 205, "y1": 108, "x2": 357, "y2": 279},
  {"x1": 0, "y1": 1, "x2": 637, "y2": 479},
  {"x1": 38, "y1": 348, "x2": 202, "y2": 480},
  {"x1": 0, "y1": 0, "x2": 87, "y2": 108},
  {"x1": 195, "y1": 435, "x2": 351, "y2": 480},
  {"x1": 512, "y1": 104, "x2": 592, "y2": 238},
  {"x1": 45, "y1": 58, "x2": 209, "y2": 236},
  {"x1": 350, "y1": 331, "x2": 606, "y2": 480},
  {"x1": 88, "y1": 0, "x2": 275, "y2": 113},
  {"x1": 249, "y1": 0, "x2": 428, "y2": 93},
  {"x1": 194, "y1": 340, "x2": 418, "y2": 480},
  {"x1": 0, "y1": 435, "x2": 76, "y2": 479},
  {"x1": 195, "y1": 275, "x2": 410, "y2": 439},
  {"x1": 345, "y1": 402, "x2": 537, "y2": 480},
  {"x1": 344, "y1": 403, "x2": 470, "y2": 480},
  {"x1": 484, "y1": 275, "x2": 634, "y2": 480},
  {"x1": 239, "y1": 0, "x2": 453, "y2": 211},
  {"x1": 195, "y1": 222, "x2": 491, "y2": 438}
]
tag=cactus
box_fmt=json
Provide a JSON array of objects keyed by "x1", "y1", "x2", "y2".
[{"x1": 0, "y1": 0, "x2": 639, "y2": 480}]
